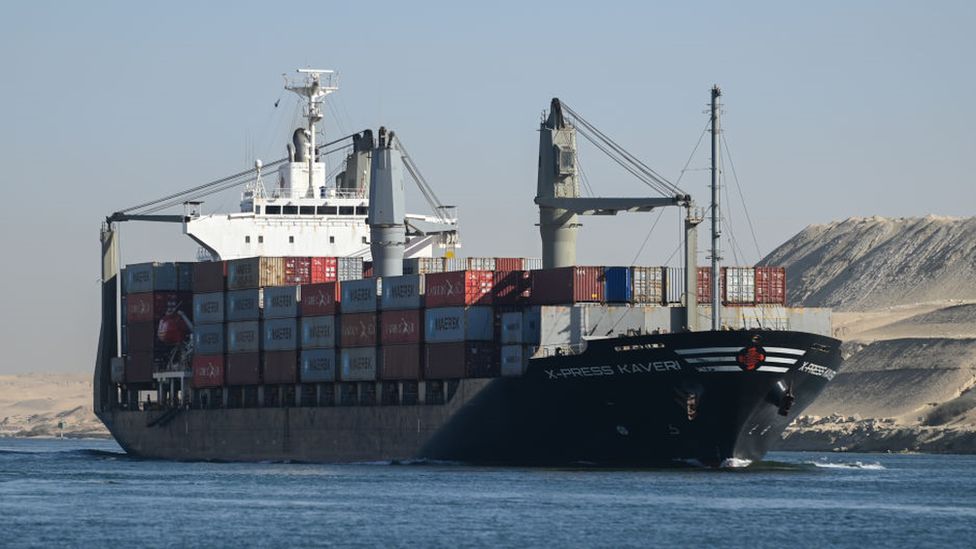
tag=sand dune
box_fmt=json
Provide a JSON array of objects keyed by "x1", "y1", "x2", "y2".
[{"x1": 0, "y1": 374, "x2": 109, "y2": 438}]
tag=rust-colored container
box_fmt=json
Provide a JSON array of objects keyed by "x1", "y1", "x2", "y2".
[
  {"x1": 125, "y1": 292, "x2": 192, "y2": 324},
  {"x1": 301, "y1": 282, "x2": 340, "y2": 316},
  {"x1": 310, "y1": 257, "x2": 338, "y2": 283},
  {"x1": 529, "y1": 267, "x2": 605, "y2": 305},
  {"x1": 424, "y1": 342, "x2": 498, "y2": 379},
  {"x1": 192, "y1": 354, "x2": 225, "y2": 388},
  {"x1": 123, "y1": 352, "x2": 154, "y2": 384},
  {"x1": 226, "y1": 352, "x2": 261, "y2": 385},
  {"x1": 379, "y1": 309, "x2": 423, "y2": 345},
  {"x1": 494, "y1": 258, "x2": 524, "y2": 271},
  {"x1": 283, "y1": 257, "x2": 312, "y2": 286},
  {"x1": 697, "y1": 267, "x2": 725, "y2": 304},
  {"x1": 263, "y1": 351, "x2": 298, "y2": 384},
  {"x1": 192, "y1": 261, "x2": 226, "y2": 293},
  {"x1": 379, "y1": 344, "x2": 423, "y2": 380},
  {"x1": 424, "y1": 270, "x2": 493, "y2": 307},
  {"x1": 755, "y1": 267, "x2": 786, "y2": 304},
  {"x1": 227, "y1": 257, "x2": 286, "y2": 290},
  {"x1": 363, "y1": 261, "x2": 374, "y2": 278},
  {"x1": 340, "y1": 312, "x2": 378, "y2": 347},
  {"x1": 492, "y1": 270, "x2": 531, "y2": 305}
]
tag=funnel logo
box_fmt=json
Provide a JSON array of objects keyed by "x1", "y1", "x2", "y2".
[{"x1": 736, "y1": 346, "x2": 766, "y2": 371}]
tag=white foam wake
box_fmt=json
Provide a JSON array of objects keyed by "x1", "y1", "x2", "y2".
[
  {"x1": 807, "y1": 460, "x2": 885, "y2": 470},
  {"x1": 720, "y1": 457, "x2": 754, "y2": 469}
]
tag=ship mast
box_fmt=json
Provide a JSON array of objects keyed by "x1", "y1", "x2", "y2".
[
  {"x1": 709, "y1": 85, "x2": 722, "y2": 330},
  {"x1": 284, "y1": 69, "x2": 338, "y2": 197}
]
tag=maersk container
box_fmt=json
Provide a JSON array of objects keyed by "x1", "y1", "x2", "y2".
[
  {"x1": 192, "y1": 261, "x2": 225, "y2": 293},
  {"x1": 126, "y1": 292, "x2": 192, "y2": 324},
  {"x1": 300, "y1": 349, "x2": 336, "y2": 382},
  {"x1": 263, "y1": 318, "x2": 298, "y2": 351},
  {"x1": 226, "y1": 289, "x2": 262, "y2": 321},
  {"x1": 339, "y1": 312, "x2": 378, "y2": 347},
  {"x1": 283, "y1": 257, "x2": 312, "y2": 286},
  {"x1": 499, "y1": 311, "x2": 525, "y2": 345},
  {"x1": 378, "y1": 344, "x2": 422, "y2": 380},
  {"x1": 755, "y1": 267, "x2": 786, "y2": 304},
  {"x1": 225, "y1": 352, "x2": 260, "y2": 385},
  {"x1": 529, "y1": 266, "x2": 605, "y2": 305},
  {"x1": 300, "y1": 315, "x2": 336, "y2": 349},
  {"x1": 310, "y1": 257, "x2": 338, "y2": 283},
  {"x1": 226, "y1": 257, "x2": 286, "y2": 290},
  {"x1": 492, "y1": 270, "x2": 531, "y2": 305},
  {"x1": 192, "y1": 323, "x2": 225, "y2": 355},
  {"x1": 301, "y1": 282, "x2": 339, "y2": 316},
  {"x1": 380, "y1": 309, "x2": 423, "y2": 345},
  {"x1": 263, "y1": 286, "x2": 299, "y2": 319},
  {"x1": 501, "y1": 345, "x2": 530, "y2": 377},
  {"x1": 123, "y1": 262, "x2": 182, "y2": 294},
  {"x1": 226, "y1": 321, "x2": 261, "y2": 353},
  {"x1": 337, "y1": 257, "x2": 364, "y2": 281},
  {"x1": 664, "y1": 267, "x2": 685, "y2": 304},
  {"x1": 403, "y1": 257, "x2": 444, "y2": 275},
  {"x1": 340, "y1": 278, "x2": 379, "y2": 313},
  {"x1": 192, "y1": 354, "x2": 225, "y2": 388},
  {"x1": 193, "y1": 292, "x2": 225, "y2": 324},
  {"x1": 632, "y1": 266, "x2": 665, "y2": 305},
  {"x1": 340, "y1": 347, "x2": 378, "y2": 381},
  {"x1": 424, "y1": 342, "x2": 497, "y2": 379},
  {"x1": 724, "y1": 266, "x2": 756, "y2": 305},
  {"x1": 263, "y1": 351, "x2": 298, "y2": 384},
  {"x1": 604, "y1": 267, "x2": 633, "y2": 303},
  {"x1": 424, "y1": 307, "x2": 493, "y2": 343},
  {"x1": 424, "y1": 270, "x2": 493, "y2": 307},
  {"x1": 381, "y1": 274, "x2": 425, "y2": 310}
]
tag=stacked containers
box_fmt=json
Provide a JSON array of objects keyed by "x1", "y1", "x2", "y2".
[
  {"x1": 378, "y1": 274, "x2": 425, "y2": 380},
  {"x1": 339, "y1": 278, "x2": 379, "y2": 381},
  {"x1": 424, "y1": 271, "x2": 496, "y2": 378},
  {"x1": 492, "y1": 270, "x2": 531, "y2": 305},
  {"x1": 262, "y1": 286, "x2": 299, "y2": 384},
  {"x1": 225, "y1": 286, "x2": 261, "y2": 386},
  {"x1": 191, "y1": 264, "x2": 225, "y2": 388},
  {"x1": 227, "y1": 257, "x2": 286, "y2": 290},
  {"x1": 402, "y1": 257, "x2": 444, "y2": 275},
  {"x1": 299, "y1": 282, "x2": 339, "y2": 383}
]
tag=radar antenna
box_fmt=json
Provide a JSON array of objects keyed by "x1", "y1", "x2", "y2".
[{"x1": 284, "y1": 69, "x2": 339, "y2": 197}]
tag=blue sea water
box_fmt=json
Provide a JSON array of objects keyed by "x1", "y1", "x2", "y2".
[{"x1": 1, "y1": 438, "x2": 974, "y2": 548}]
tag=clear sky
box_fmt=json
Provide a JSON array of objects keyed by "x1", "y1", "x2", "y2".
[{"x1": 1, "y1": 1, "x2": 972, "y2": 374}]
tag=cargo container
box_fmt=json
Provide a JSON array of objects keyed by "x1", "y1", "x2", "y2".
[
  {"x1": 424, "y1": 307, "x2": 493, "y2": 343},
  {"x1": 529, "y1": 266, "x2": 605, "y2": 305},
  {"x1": 698, "y1": 267, "x2": 714, "y2": 304},
  {"x1": 300, "y1": 282, "x2": 339, "y2": 316},
  {"x1": 310, "y1": 256, "x2": 338, "y2": 283},
  {"x1": 500, "y1": 345, "x2": 530, "y2": 377},
  {"x1": 755, "y1": 267, "x2": 786, "y2": 304},
  {"x1": 378, "y1": 344, "x2": 423, "y2": 380},
  {"x1": 340, "y1": 347, "x2": 377, "y2": 381},
  {"x1": 604, "y1": 267, "x2": 632, "y2": 303},
  {"x1": 523, "y1": 258, "x2": 544, "y2": 271},
  {"x1": 424, "y1": 342, "x2": 497, "y2": 379},
  {"x1": 226, "y1": 257, "x2": 286, "y2": 290},
  {"x1": 123, "y1": 262, "x2": 191, "y2": 294},
  {"x1": 403, "y1": 257, "x2": 444, "y2": 275},
  {"x1": 424, "y1": 270, "x2": 493, "y2": 307},
  {"x1": 300, "y1": 349, "x2": 336, "y2": 382},
  {"x1": 192, "y1": 292, "x2": 225, "y2": 324},
  {"x1": 192, "y1": 354, "x2": 225, "y2": 388},
  {"x1": 494, "y1": 258, "x2": 524, "y2": 271},
  {"x1": 263, "y1": 318, "x2": 298, "y2": 351},
  {"x1": 226, "y1": 321, "x2": 261, "y2": 353},
  {"x1": 723, "y1": 266, "x2": 756, "y2": 305},
  {"x1": 263, "y1": 351, "x2": 298, "y2": 384},
  {"x1": 226, "y1": 289, "x2": 262, "y2": 321},
  {"x1": 665, "y1": 267, "x2": 684, "y2": 304},
  {"x1": 444, "y1": 257, "x2": 466, "y2": 272},
  {"x1": 467, "y1": 257, "x2": 496, "y2": 271},
  {"x1": 283, "y1": 257, "x2": 312, "y2": 286},
  {"x1": 632, "y1": 266, "x2": 665, "y2": 305},
  {"x1": 192, "y1": 323, "x2": 225, "y2": 355},
  {"x1": 126, "y1": 322, "x2": 189, "y2": 353},
  {"x1": 380, "y1": 274, "x2": 424, "y2": 310},
  {"x1": 379, "y1": 309, "x2": 423, "y2": 345},
  {"x1": 492, "y1": 270, "x2": 530, "y2": 305},
  {"x1": 337, "y1": 257, "x2": 364, "y2": 281},
  {"x1": 340, "y1": 312, "x2": 378, "y2": 347},
  {"x1": 300, "y1": 315, "x2": 336, "y2": 349},
  {"x1": 225, "y1": 352, "x2": 261, "y2": 385},
  {"x1": 340, "y1": 278, "x2": 379, "y2": 313},
  {"x1": 125, "y1": 292, "x2": 192, "y2": 324},
  {"x1": 192, "y1": 261, "x2": 225, "y2": 293},
  {"x1": 363, "y1": 261, "x2": 373, "y2": 278},
  {"x1": 123, "y1": 352, "x2": 154, "y2": 384},
  {"x1": 262, "y1": 286, "x2": 299, "y2": 318}
]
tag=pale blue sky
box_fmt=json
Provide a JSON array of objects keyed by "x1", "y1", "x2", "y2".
[{"x1": 1, "y1": 1, "x2": 972, "y2": 373}]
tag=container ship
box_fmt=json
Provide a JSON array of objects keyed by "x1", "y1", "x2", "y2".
[{"x1": 93, "y1": 71, "x2": 842, "y2": 466}]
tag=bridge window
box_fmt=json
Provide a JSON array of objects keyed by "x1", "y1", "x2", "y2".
[
  {"x1": 318, "y1": 206, "x2": 338, "y2": 215},
  {"x1": 289, "y1": 236, "x2": 294, "y2": 244},
  {"x1": 329, "y1": 236, "x2": 335, "y2": 243},
  {"x1": 339, "y1": 206, "x2": 354, "y2": 215},
  {"x1": 254, "y1": 206, "x2": 261, "y2": 215},
  {"x1": 266, "y1": 205, "x2": 281, "y2": 215},
  {"x1": 355, "y1": 206, "x2": 368, "y2": 215},
  {"x1": 245, "y1": 236, "x2": 250, "y2": 244},
  {"x1": 283, "y1": 205, "x2": 298, "y2": 215},
  {"x1": 258, "y1": 236, "x2": 264, "y2": 243},
  {"x1": 300, "y1": 206, "x2": 315, "y2": 215}
]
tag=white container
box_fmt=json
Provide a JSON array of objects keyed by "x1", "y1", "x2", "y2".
[
  {"x1": 467, "y1": 257, "x2": 496, "y2": 271},
  {"x1": 301, "y1": 349, "x2": 337, "y2": 382},
  {"x1": 724, "y1": 267, "x2": 756, "y2": 304},
  {"x1": 192, "y1": 323, "x2": 225, "y2": 355},
  {"x1": 226, "y1": 321, "x2": 261, "y2": 353},
  {"x1": 403, "y1": 257, "x2": 444, "y2": 275},
  {"x1": 665, "y1": 267, "x2": 685, "y2": 304},
  {"x1": 340, "y1": 347, "x2": 378, "y2": 381},
  {"x1": 193, "y1": 292, "x2": 225, "y2": 324},
  {"x1": 501, "y1": 345, "x2": 530, "y2": 377},
  {"x1": 263, "y1": 318, "x2": 298, "y2": 351},
  {"x1": 337, "y1": 257, "x2": 364, "y2": 281},
  {"x1": 301, "y1": 315, "x2": 336, "y2": 349},
  {"x1": 340, "y1": 278, "x2": 379, "y2": 313},
  {"x1": 262, "y1": 286, "x2": 299, "y2": 319},
  {"x1": 523, "y1": 258, "x2": 543, "y2": 271},
  {"x1": 632, "y1": 267, "x2": 664, "y2": 304},
  {"x1": 380, "y1": 274, "x2": 425, "y2": 310},
  {"x1": 424, "y1": 307, "x2": 493, "y2": 343}
]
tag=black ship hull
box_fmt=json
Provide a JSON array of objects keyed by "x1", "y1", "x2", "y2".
[{"x1": 97, "y1": 330, "x2": 841, "y2": 466}]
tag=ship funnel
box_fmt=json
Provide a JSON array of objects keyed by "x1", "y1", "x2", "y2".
[
  {"x1": 536, "y1": 98, "x2": 580, "y2": 269},
  {"x1": 292, "y1": 128, "x2": 310, "y2": 163},
  {"x1": 367, "y1": 128, "x2": 406, "y2": 277}
]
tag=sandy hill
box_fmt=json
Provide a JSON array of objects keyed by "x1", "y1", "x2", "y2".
[
  {"x1": 0, "y1": 374, "x2": 108, "y2": 438},
  {"x1": 759, "y1": 216, "x2": 976, "y2": 311}
]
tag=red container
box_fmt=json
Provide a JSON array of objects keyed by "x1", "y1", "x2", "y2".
[
  {"x1": 226, "y1": 352, "x2": 261, "y2": 385},
  {"x1": 494, "y1": 258, "x2": 524, "y2": 271},
  {"x1": 424, "y1": 342, "x2": 498, "y2": 379},
  {"x1": 424, "y1": 270, "x2": 493, "y2": 307},
  {"x1": 263, "y1": 351, "x2": 298, "y2": 384},
  {"x1": 697, "y1": 267, "x2": 725, "y2": 304},
  {"x1": 363, "y1": 261, "x2": 374, "y2": 278},
  {"x1": 123, "y1": 352, "x2": 154, "y2": 384},
  {"x1": 192, "y1": 261, "x2": 226, "y2": 293},
  {"x1": 755, "y1": 266, "x2": 786, "y2": 304},
  {"x1": 284, "y1": 257, "x2": 312, "y2": 286},
  {"x1": 379, "y1": 309, "x2": 423, "y2": 345},
  {"x1": 301, "y1": 282, "x2": 340, "y2": 316},
  {"x1": 192, "y1": 354, "x2": 225, "y2": 388},
  {"x1": 126, "y1": 292, "x2": 192, "y2": 324},
  {"x1": 492, "y1": 270, "x2": 531, "y2": 304},
  {"x1": 340, "y1": 312, "x2": 378, "y2": 347},
  {"x1": 311, "y1": 257, "x2": 338, "y2": 283},
  {"x1": 379, "y1": 344, "x2": 423, "y2": 380},
  {"x1": 529, "y1": 266, "x2": 605, "y2": 305}
]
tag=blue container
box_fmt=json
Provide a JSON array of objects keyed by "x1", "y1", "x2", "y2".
[
  {"x1": 177, "y1": 263, "x2": 194, "y2": 291},
  {"x1": 123, "y1": 262, "x2": 180, "y2": 294},
  {"x1": 226, "y1": 289, "x2": 261, "y2": 321},
  {"x1": 604, "y1": 267, "x2": 633, "y2": 303}
]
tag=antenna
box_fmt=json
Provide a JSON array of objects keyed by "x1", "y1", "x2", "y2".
[
  {"x1": 284, "y1": 69, "x2": 339, "y2": 197},
  {"x1": 709, "y1": 85, "x2": 722, "y2": 331}
]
